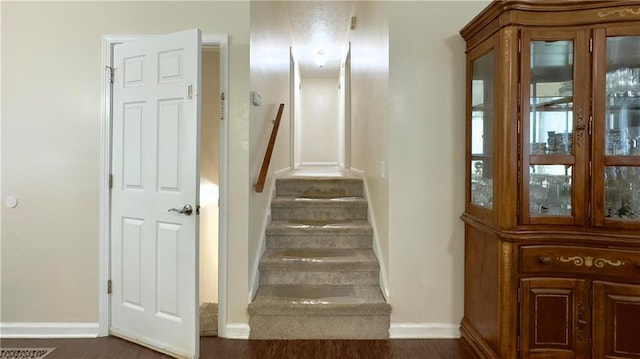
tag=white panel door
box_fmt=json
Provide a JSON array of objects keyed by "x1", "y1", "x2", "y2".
[{"x1": 111, "y1": 29, "x2": 201, "y2": 359}]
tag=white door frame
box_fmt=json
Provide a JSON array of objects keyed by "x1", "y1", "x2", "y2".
[
  {"x1": 290, "y1": 46, "x2": 351, "y2": 169},
  {"x1": 99, "y1": 34, "x2": 230, "y2": 338}
]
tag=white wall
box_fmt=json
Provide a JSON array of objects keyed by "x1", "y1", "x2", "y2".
[
  {"x1": 248, "y1": 1, "x2": 292, "y2": 299},
  {"x1": 386, "y1": 1, "x2": 489, "y2": 331},
  {"x1": 349, "y1": 0, "x2": 390, "y2": 296},
  {"x1": 300, "y1": 78, "x2": 340, "y2": 166},
  {"x1": 0, "y1": 1, "x2": 250, "y2": 330},
  {"x1": 1, "y1": 0, "x2": 495, "y2": 338},
  {"x1": 200, "y1": 48, "x2": 220, "y2": 304}
]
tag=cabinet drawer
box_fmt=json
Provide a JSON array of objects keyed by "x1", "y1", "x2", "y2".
[{"x1": 520, "y1": 246, "x2": 640, "y2": 279}]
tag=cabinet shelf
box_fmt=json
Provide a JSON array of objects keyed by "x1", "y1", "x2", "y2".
[
  {"x1": 603, "y1": 156, "x2": 640, "y2": 166},
  {"x1": 532, "y1": 96, "x2": 573, "y2": 111},
  {"x1": 529, "y1": 154, "x2": 575, "y2": 165}
]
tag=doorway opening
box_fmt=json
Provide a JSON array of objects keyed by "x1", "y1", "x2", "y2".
[
  {"x1": 292, "y1": 43, "x2": 351, "y2": 170},
  {"x1": 199, "y1": 46, "x2": 220, "y2": 337},
  {"x1": 99, "y1": 33, "x2": 230, "y2": 357}
]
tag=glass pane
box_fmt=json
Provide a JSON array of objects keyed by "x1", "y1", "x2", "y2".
[
  {"x1": 529, "y1": 165, "x2": 572, "y2": 216},
  {"x1": 529, "y1": 41, "x2": 574, "y2": 155},
  {"x1": 604, "y1": 166, "x2": 640, "y2": 219},
  {"x1": 605, "y1": 36, "x2": 640, "y2": 156},
  {"x1": 471, "y1": 51, "x2": 494, "y2": 209}
]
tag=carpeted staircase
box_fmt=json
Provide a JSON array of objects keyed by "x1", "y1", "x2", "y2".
[{"x1": 248, "y1": 176, "x2": 391, "y2": 339}]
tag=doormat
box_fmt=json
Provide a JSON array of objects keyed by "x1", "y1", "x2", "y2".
[{"x1": 1, "y1": 348, "x2": 55, "y2": 359}]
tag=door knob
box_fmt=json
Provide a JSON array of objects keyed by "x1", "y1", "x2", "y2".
[{"x1": 168, "y1": 204, "x2": 193, "y2": 216}]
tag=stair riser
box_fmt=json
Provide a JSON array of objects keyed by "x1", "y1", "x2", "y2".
[
  {"x1": 249, "y1": 315, "x2": 390, "y2": 339},
  {"x1": 271, "y1": 206, "x2": 367, "y2": 221},
  {"x1": 276, "y1": 179, "x2": 363, "y2": 198},
  {"x1": 260, "y1": 271, "x2": 379, "y2": 286},
  {"x1": 267, "y1": 235, "x2": 372, "y2": 249}
]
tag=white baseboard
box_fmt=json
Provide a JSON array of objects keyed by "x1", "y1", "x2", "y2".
[
  {"x1": 222, "y1": 323, "x2": 250, "y2": 339},
  {"x1": 389, "y1": 323, "x2": 460, "y2": 339},
  {"x1": 248, "y1": 169, "x2": 286, "y2": 302},
  {"x1": 349, "y1": 167, "x2": 390, "y2": 301},
  {"x1": 0, "y1": 322, "x2": 100, "y2": 338}
]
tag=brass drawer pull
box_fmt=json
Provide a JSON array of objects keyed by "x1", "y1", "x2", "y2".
[{"x1": 539, "y1": 256, "x2": 552, "y2": 264}]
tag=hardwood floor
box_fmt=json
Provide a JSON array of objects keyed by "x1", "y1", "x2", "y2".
[{"x1": 1, "y1": 336, "x2": 474, "y2": 358}]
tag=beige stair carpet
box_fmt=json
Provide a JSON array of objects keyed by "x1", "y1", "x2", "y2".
[{"x1": 248, "y1": 177, "x2": 390, "y2": 339}]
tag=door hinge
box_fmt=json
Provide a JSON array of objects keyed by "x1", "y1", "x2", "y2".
[
  {"x1": 106, "y1": 66, "x2": 114, "y2": 84},
  {"x1": 220, "y1": 92, "x2": 225, "y2": 121},
  {"x1": 589, "y1": 37, "x2": 593, "y2": 53},
  {"x1": 109, "y1": 174, "x2": 113, "y2": 189},
  {"x1": 588, "y1": 116, "x2": 593, "y2": 136},
  {"x1": 107, "y1": 279, "x2": 112, "y2": 295},
  {"x1": 517, "y1": 335, "x2": 521, "y2": 352}
]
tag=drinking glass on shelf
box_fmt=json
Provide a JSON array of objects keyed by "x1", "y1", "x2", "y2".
[
  {"x1": 530, "y1": 175, "x2": 548, "y2": 215},
  {"x1": 629, "y1": 126, "x2": 640, "y2": 155}
]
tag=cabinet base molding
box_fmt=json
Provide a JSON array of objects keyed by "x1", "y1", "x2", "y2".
[{"x1": 460, "y1": 319, "x2": 499, "y2": 359}]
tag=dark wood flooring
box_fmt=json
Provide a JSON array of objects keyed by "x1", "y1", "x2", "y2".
[{"x1": 1, "y1": 336, "x2": 474, "y2": 358}]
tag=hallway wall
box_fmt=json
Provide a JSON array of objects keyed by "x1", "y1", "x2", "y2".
[
  {"x1": 300, "y1": 77, "x2": 340, "y2": 166},
  {"x1": 349, "y1": 0, "x2": 390, "y2": 298},
  {"x1": 349, "y1": 0, "x2": 490, "y2": 336},
  {"x1": 248, "y1": 1, "x2": 292, "y2": 300},
  {"x1": 387, "y1": 0, "x2": 490, "y2": 332}
]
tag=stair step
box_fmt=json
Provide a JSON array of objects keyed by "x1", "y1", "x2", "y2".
[
  {"x1": 266, "y1": 220, "x2": 372, "y2": 249},
  {"x1": 249, "y1": 285, "x2": 390, "y2": 339},
  {"x1": 250, "y1": 175, "x2": 390, "y2": 339},
  {"x1": 248, "y1": 285, "x2": 390, "y2": 316},
  {"x1": 271, "y1": 197, "x2": 367, "y2": 221},
  {"x1": 249, "y1": 314, "x2": 390, "y2": 339},
  {"x1": 259, "y1": 248, "x2": 380, "y2": 285},
  {"x1": 276, "y1": 177, "x2": 363, "y2": 198},
  {"x1": 259, "y1": 249, "x2": 379, "y2": 271}
]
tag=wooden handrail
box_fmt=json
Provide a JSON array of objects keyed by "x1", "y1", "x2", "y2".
[{"x1": 255, "y1": 103, "x2": 285, "y2": 193}]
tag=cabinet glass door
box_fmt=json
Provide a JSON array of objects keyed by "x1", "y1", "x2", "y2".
[
  {"x1": 602, "y1": 35, "x2": 640, "y2": 222},
  {"x1": 522, "y1": 31, "x2": 587, "y2": 225},
  {"x1": 470, "y1": 50, "x2": 494, "y2": 209}
]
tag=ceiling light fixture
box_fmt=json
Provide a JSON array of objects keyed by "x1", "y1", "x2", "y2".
[{"x1": 314, "y1": 50, "x2": 326, "y2": 67}]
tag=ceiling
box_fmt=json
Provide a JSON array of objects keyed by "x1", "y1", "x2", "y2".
[{"x1": 285, "y1": 1, "x2": 354, "y2": 78}]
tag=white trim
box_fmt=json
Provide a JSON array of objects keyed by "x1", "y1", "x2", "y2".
[
  {"x1": 300, "y1": 161, "x2": 340, "y2": 166},
  {"x1": 248, "y1": 167, "x2": 289, "y2": 302},
  {"x1": 389, "y1": 323, "x2": 461, "y2": 339},
  {"x1": 0, "y1": 323, "x2": 100, "y2": 339},
  {"x1": 223, "y1": 323, "x2": 250, "y2": 339},
  {"x1": 343, "y1": 43, "x2": 352, "y2": 169},
  {"x1": 202, "y1": 34, "x2": 230, "y2": 340},
  {"x1": 248, "y1": 209, "x2": 269, "y2": 303},
  {"x1": 350, "y1": 167, "x2": 390, "y2": 300},
  {"x1": 99, "y1": 33, "x2": 230, "y2": 340}
]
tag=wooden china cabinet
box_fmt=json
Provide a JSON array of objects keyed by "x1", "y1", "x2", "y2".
[{"x1": 460, "y1": 1, "x2": 640, "y2": 358}]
